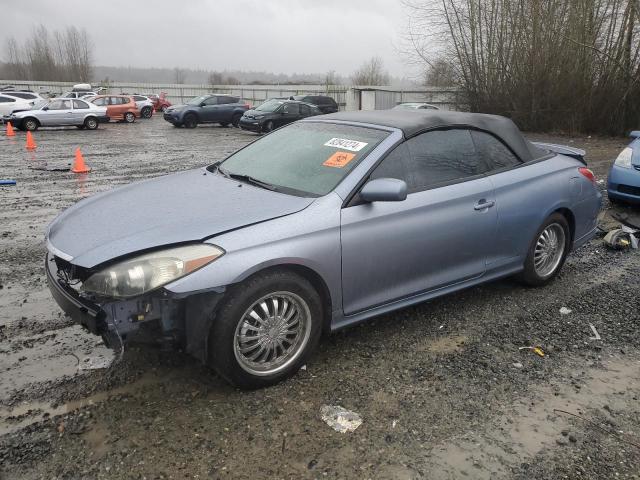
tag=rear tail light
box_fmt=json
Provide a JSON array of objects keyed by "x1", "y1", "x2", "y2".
[
  {"x1": 244, "y1": 103, "x2": 251, "y2": 109},
  {"x1": 579, "y1": 167, "x2": 596, "y2": 183}
]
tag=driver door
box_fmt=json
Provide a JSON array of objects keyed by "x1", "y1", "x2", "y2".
[
  {"x1": 340, "y1": 129, "x2": 497, "y2": 315},
  {"x1": 41, "y1": 99, "x2": 72, "y2": 125},
  {"x1": 277, "y1": 103, "x2": 300, "y2": 127},
  {"x1": 201, "y1": 96, "x2": 220, "y2": 122}
]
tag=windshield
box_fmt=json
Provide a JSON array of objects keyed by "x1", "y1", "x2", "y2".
[
  {"x1": 32, "y1": 99, "x2": 48, "y2": 110},
  {"x1": 393, "y1": 103, "x2": 418, "y2": 110},
  {"x1": 211, "y1": 122, "x2": 389, "y2": 196},
  {"x1": 255, "y1": 100, "x2": 283, "y2": 112},
  {"x1": 187, "y1": 95, "x2": 208, "y2": 106}
]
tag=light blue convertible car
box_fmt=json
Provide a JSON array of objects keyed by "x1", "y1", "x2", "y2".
[
  {"x1": 45, "y1": 110, "x2": 602, "y2": 388},
  {"x1": 607, "y1": 131, "x2": 640, "y2": 204}
]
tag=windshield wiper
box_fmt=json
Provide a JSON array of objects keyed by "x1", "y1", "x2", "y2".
[{"x1": 217, "y1": 165, "x2": 278, "y2": 191}]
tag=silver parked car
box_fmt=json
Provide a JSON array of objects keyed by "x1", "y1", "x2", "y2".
[
  {"x1": 45, "y1": 110, "x2": 601, "y2": 388},
  {"x1": 131, "y1": 95, "x2": 155, "y2": 119},
  {"x1": 9, "y1": 98, "x2": 109, "y2": 131}
]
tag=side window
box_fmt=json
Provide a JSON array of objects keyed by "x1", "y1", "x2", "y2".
[
  {"x1": 284, "y1": 103, "x2": 300, "y2": 114},
  {"x1": 405, "y1": 129, "x2": 487, "y2": 192},
  {"x1": 133, "y1": 95, "x2": 145, "y2": 101},
  {"x1": 299, "y1": 104, "x2": 310, "y2": 116},
  {"x1": 203, "y1": 97, "x2": 218, "y2": 106},
  {"x1": 73, "y1": 100, "x2": 89, "y2": 109},
  {"x1": 0, "y1": 97, "x2": 15, "y2": 103},
  {"x1": 471, "y1": 130, "x2": 521, "y2": 171},
  {"x1": 93, "y1": 97, "x2": 106, "y2": 106},
  {"x1": 49, "y1": 100, "x2": 71, "y2": 110},
  {"x1": 369, "y1": 143, "x2": 411, "y2": 184}
]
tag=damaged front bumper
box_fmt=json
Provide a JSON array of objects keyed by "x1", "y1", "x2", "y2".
[{"x1": 45, "y1": 253, "x2": 224, "y2": 362}]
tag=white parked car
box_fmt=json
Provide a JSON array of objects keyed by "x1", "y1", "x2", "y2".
[
  {"x1": 131, "y1": 95, "x2": 155, "y2": 118},
  {"x1": 0, "y1": 94, "x2": 37, "y2": 118}
]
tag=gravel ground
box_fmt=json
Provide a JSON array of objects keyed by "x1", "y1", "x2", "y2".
[{"x1": 0, "y1": 117, "x2": 639, "y2": 479}]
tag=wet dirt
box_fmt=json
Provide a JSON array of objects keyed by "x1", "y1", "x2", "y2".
[{"x1": 1, "y1": 118, "x2": 639, "y2": 479}]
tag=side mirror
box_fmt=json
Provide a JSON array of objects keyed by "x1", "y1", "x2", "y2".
[
  {"x1": 629, "y1": 130, "x2": 640, "y2": 139},
  {"x1": 360, "y1": 178, "x2": 407, "y2": 203},
  {"x1": 42, "y1": 106, "x2": 49, "y2": 111}
]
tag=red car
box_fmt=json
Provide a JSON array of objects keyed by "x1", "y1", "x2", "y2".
[{"x1": 144, "y1": 92, "x2": 172, "y2": 112}]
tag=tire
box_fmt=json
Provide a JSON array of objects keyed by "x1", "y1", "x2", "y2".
[
  {"x1": 141, "y1": 106, "x2": 153, "y2": 119},
  {"x1": 124, "y1": 112, "x2": 135, "y2": 123},
  {"x1": 517, "y1": 213, "x2": 571, "y2": 286},
  {"x1": 23, "y1": 118, "x2": 39, "y2": 131},
  {"x1": 173, "y1": 123, "x2": 183, "y2": 128},
  {"x1": 208, "y1": 270, "x2": 322, "y2": 389},
  {"x1": 183, "y1": 113, "x2": 197, "y2": 129},
  {"x1": 262, "y1": 120, "x2": 274, "y2": 133},
  {"x1": 84, "y1": 117, "x2": 98, "y2": 130},
  {"x1": 219, "y1": 122, "x2": 229, "y2": 127},
  {"x1": 231, "y1": 113, "x2": 242, "y2": 128}
]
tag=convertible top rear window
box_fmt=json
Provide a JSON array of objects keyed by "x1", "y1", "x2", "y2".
[{"x1": 214, "y1": 122, "x2": 389, "y2": 196}]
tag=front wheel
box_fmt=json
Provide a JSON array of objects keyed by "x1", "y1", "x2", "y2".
[
  {"x1": 208, "y1": 270, "x2": 322, "y2": 389},
  {"x1": 262, "y1": 120, "x2": 274, "y2": 133},
  {"x1": 517, "y1": 213, "x2": 570, "y2": 286},
  {"x1": 183, "y1": 113, "x2": 197, "y2": 129},
  {"x1": 124, "y1": 112, "x2": 135, "y2": 123},
  {"x1": 24, "y1": 118, "x2": 39, "y2": 131},
  {"x1": 141, "y1": 107, "x2": 153, "y2": 118}
]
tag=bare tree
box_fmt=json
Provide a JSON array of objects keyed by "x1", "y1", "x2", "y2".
[
  {"x1": 404, "y1": 0, "x2": 640, "y2": 134},
  {"x1": 174, "y1": 67, "x2": 187, "y2": 84},
  {"x1": 352, "y1": 57, "x2": 390, "y2": 85},
  {"x1": 2, "y1": 25, "x2": 93, "y2": 82}
]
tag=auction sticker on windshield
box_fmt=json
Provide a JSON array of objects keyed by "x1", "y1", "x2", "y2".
[
  {"x1": 323, "y1": 151, "x2": 356, "y2": 168},
  {"x1": 324, "y1": 138, "x2": 368, "y2": 152}
]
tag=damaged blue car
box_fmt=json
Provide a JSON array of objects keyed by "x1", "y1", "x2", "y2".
[
  {"x1": 46, "y1": 110, "x2": 602, "y2": 388},
  {"x1": 607, "y1": 130, "x2": 640, "y2": 204}
]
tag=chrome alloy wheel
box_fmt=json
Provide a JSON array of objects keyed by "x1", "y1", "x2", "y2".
[
  {"x1": 233, "y1": 292, "x2": 311, "y2": 376},
  {"x1": 534, "y1": 223, "x2": 566, "y2": 277}
]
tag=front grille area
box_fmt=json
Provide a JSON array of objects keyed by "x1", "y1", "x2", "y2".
[{"x1": 618, "y1": 184, "x2": 640, "y2": 196}]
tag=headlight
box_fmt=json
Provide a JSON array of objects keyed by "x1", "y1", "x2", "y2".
[
  {"x1": 82, "y1": 244, "x2": 224, "y2": 298},
  {"x1": 614, "y1": 147, "x2": 633, "y2": 168}
]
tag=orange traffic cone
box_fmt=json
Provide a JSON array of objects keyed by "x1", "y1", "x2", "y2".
[
  {"x1": 25, "y1": 131, "x2": 37, "y2": 150},
  {"x1": 5, "y1": 122, "x2": 15, "y2": 137},
  {"x1": 71, "y1": 148, "x2": 90, "y2": 173}
]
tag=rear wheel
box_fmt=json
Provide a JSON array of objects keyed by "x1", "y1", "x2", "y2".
[
  {"x1": 141, "y1": 106, "x2": 153, "y2": 118},
  {"x1": 231, "y1": 112, "x2": 242, "y2": 128},
  {"x1": 84, "y1": 117, "x2": 98, "y2": 130},
  {"x1": 517, "y1": 213, "x2": 570, "y2": 286},
  {"x1": 24, "y1": 118, "x2": 39, "y2": 131},
  {"x1": 124, "y1": 112, "x2": 135, "y2": 123},
  {"x1": 208, "y1": 270, "x2": 322, "y2": 389},
  {"x1": 183, "y1": 113, "x2": 197, "y2": 129}
]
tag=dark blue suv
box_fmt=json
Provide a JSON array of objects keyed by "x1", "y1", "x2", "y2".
[{"x1": 163, "y1": 94, "x2": 250, "y2": 128}]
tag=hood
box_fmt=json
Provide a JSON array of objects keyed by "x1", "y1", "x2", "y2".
[
  {"x1": 47, "y1": 168, "x2": 314, "y2": 268},
  {"x1": 242, "y1": 109, "x2": 269, "y2": 119},
  {"x1": 166, "y1": 104, "x2": 188, "y2": 113}
]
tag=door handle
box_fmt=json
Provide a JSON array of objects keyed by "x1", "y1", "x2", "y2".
[{"x1": 474, "y1": 199, "x2": 495, "y2": 210}]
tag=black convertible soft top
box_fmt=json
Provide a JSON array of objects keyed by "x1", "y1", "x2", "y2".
[{"x1": 319, "y1": 110, "x2": 543, "y2": 162}]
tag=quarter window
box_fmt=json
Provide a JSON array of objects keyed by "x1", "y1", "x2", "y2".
[
  {"x1": 0, "y1": 97, "x2": 15, "y2": 103},
  {"x1": 203, "y1": 97, "x2": 218, "y2": 106},
  {"x1": 471, "y1": 130, "x2": 521, "y2": 171},
  {"x1": 73, "y1": 100, "x2": 89, "y2": 109}
]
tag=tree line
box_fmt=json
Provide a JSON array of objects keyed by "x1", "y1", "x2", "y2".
[
  {"x1": 4, "y1": 25, "x2": 93, "y2": 82},
  {"x1": 405, "y1": 0, "x2": 640, "y2": 134}
]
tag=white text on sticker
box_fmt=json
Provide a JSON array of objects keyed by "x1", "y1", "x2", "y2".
[{"x1": 324, "y1": 138, "x2": 368, "y2": 152}]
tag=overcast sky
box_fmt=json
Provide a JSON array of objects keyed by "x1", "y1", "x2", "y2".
[{"x1": 3, "y1": 0, "x2": 413, "y2": 78}]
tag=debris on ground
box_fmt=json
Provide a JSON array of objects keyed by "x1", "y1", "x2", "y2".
[
  {"x1": 320, "y1": 405, "x2": 362, "y2": 433},
  {"x1": 560, "y1": 307, "x2": 572, "y2": 315},
  {"x1": 589, "y1": 323, "x2": 602, "y2": 341},
  {"x1": 77, "y1": 354, "x2": 115, "y2": 371},
  {"x1": 519, "y1": 346, "x2": 546, "y2": 357}
]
